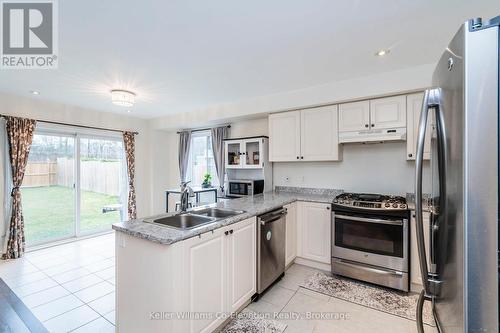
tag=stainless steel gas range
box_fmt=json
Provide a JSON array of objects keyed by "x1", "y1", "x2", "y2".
[{"x1": 331, "y1": 193, "x2": 410, "y2": 292}]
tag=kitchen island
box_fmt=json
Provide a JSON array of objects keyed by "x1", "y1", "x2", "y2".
[{"x1": 112, "y1": 187, "x2": 340, "y2": 333}]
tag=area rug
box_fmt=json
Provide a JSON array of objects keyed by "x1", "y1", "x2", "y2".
[
  {"x1": 221, "y1": 311, "x2": 287, "y2": 333},
  {"x1": 300, "y1": 272, "x2": 435, "y2": 326}
]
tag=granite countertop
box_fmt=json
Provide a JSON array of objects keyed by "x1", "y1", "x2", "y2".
[{"x1": 112, "y1": 187, "x2": 342, "y2": 246}]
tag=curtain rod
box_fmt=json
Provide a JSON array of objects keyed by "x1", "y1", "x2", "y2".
[
  {"x1": 0, "y1": 114, "x2": 139, "y2": 135},
  {"x1": 177, "y1": 124, "x2": 230, "y2": 134}
]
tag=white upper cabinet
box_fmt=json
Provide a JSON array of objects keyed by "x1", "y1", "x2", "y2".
[
  {"x1": 225, "y1": 137, "x2": 266, "y2": 169},
  {"x1": 338, "y1": 101, "x2": 370, "y2": 132},
  {"x1": 268, "y1": 111, "x2": 301, "y2": 162},
  {"x1": 369, "y1": 95, "x2": 407, "y2": 129},
  {"x1": 406, "y1": 93, "x2": 431, "y2": 160},
  {"x1": 300, "y1": 105, "x2": 340, "y2": 161},
  {"x1": 225, "y1": 140, "x2": 244, "y2": 168},
  {"x1": 242, "y1": 138, "x2": 264, "y2": 168},
  {"x1": 269, "y1": 107, "x2": 341, "y2": 162}
]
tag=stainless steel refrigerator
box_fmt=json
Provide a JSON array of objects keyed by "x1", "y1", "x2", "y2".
[{"x1": 415, "y1": 16, "x2": 499, "y2": 332}]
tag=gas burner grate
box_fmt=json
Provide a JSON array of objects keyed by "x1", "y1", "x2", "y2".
[{"x1": 333, "y1": 192, "x2": 407, "y2": 210}]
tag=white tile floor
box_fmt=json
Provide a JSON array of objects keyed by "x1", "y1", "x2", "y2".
[
  {"x1": 0, "y1": 233, "x2": 116, "y2": 333},
  {"x1": 0, "y1": 232, "x2": 436, "y2": 333}
]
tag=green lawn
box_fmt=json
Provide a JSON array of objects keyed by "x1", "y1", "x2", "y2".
[{"x1": 21, "y1": 186, "x2": 122, "y2": 245}]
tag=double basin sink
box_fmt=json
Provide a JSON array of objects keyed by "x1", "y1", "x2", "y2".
[{"x1": 144, "y1": 207, "x2": 245, "y2": 230}]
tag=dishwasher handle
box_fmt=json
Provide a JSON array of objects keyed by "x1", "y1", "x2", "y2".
[{"x1": 259, "y1": 208, "x2": 287, "y2": 225}]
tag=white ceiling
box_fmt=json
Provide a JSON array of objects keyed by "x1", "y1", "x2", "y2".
[{"x1": 0, "y1": 0, "x2": 498, "y2": 118}]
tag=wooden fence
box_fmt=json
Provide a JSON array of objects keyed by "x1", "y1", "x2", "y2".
[
  {"x1": 23, "y1": 162, "x2": 58, "y2": 187},
  {"x1": 23, "y1": 159, "x2": 123, "y2": 196}
]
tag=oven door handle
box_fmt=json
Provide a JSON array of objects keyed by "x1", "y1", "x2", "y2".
[
  {"x1": 333, "y1": 258, "x2": 404, "y2": 277},
  {"x1": 334, "y1": 214, "x2": 404, "y2": 226}
]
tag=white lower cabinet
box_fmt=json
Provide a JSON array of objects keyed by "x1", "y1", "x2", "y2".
[
  {"x1": 227, "y1": 217, "x2": 257, "y2": 312},
  {"x1": 410, "y1": 211, "x2": 431, "y2": 290},
  {"x1": 184, "y1": 227, "x2": 227, "y2": 333},
  {"x1": 183, "y1": 217, "x2": 256, "y2": 333},
  {"x1": 297, "y1": 201, "x2": 332, "y2": 264},
  {"x1": 284, "y1": 202, "x2": 297, "y2": 266}
]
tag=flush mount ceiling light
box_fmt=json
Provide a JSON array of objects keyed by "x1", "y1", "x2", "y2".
[
  {"x1": 30, "y1": 90, "x2": 40, "y2": 95},
  {"x1": 375, "y1": 49, "x2": 390, "y2": 57},
  {"x1": 111, "y1": 89, "x2": 136, "y2": 107}
]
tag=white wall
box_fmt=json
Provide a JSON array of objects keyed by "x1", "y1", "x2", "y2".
[
  {"x1": 274, "y1": 142, "x2": 430, "y2": 195},
  {"x1": 151, "y1": 63, "x2": 434, "y2": 130}
]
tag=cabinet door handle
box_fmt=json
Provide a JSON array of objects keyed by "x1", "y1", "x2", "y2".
[
  {"x1": 408, "y1": 153, "x2": 413, "y2": 158},
  {"x1": 300, "y1": 156, "x2": 304, "y2": 159},
  {"x1": 371, "y1": 124, "x2": 375, "y2": 127},
  {"x1": 326, "y1": 206, "x2": 330, "y2": 210},
  {"x1": 229, "y1": 230, "x2": 233, "y2": 234},
  {"x1": 365, "y1": 124, "x2": 369, "y2": 128},
  {"x1": 224, "y1": 231, "x2": 229, "y2": 235},
  {"x1": 296, "y1": 156, "x2": 299, "y2": 159}
]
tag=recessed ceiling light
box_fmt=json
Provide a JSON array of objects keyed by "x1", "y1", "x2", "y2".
[
  {"x1": 375, "y1": 49, "x2": 390, "y2": 57},
  {"x1": 30, "y1": 90, "x2": 40, "y2": 95},
  {"x1": 126, "y1": 110, "x2": 131, "y2": 113},
  {"x1": 111, "y1": 89, "x2": 136, "y2": 107}
]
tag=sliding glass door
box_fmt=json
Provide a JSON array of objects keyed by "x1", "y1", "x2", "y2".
[
  {"x1": 79, "y1": 137, "x2": 126, "y2": 235},
  {"x1": 22, "y1": 133, "x2": 76, "y2": 245},
  {"x1": 21, "y1": 129, "x2": 127, "y2": 246}
]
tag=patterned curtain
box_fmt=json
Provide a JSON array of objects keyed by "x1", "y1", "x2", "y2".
[
  {"x1": 123, "y1": 132, "x2": 137, "y2": 220},
  {"x1": 2, "y1": 116, "x2": 36, "y2": 260}
]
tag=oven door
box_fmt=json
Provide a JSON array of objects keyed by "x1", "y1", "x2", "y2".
[{"x1": 332, "y1": 212, "x2": 408, "y2": 272}]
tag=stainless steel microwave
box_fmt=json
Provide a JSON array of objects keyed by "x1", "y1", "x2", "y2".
[{"x1": 226, "y1": 179, "x2": 264, "y2": 197}]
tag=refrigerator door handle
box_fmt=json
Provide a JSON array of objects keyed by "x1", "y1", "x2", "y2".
[
  {"x1": 415, "y1": 88, "x2": 444, "y2": 333},
  {"x1": 415, "y1": 88, "x2": 433, "y2": 295}
]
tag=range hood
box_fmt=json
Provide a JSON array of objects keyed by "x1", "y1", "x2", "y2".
[{"x1": 339, "y1": 127, "x2": 406, "y2": 144}]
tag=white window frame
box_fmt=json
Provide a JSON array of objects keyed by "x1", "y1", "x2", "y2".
[{"x1": 186, "y1": 130, "x2": 219, "y2": 187}]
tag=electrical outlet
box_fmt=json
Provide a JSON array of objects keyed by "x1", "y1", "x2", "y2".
[{"x1": 284, "y1": 176, "x2": 290, "y2": 183}]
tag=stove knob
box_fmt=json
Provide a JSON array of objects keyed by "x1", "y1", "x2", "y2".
[
  {"x1": 392, "y1": 203, "x2": 398, "y2": 208},
  {"x1": 333, "y1": 199, "x2": 338, "y2": 203},
  {"x1": 385, "y1": 203, "x2": 390, "y2": 208},
  {"x1": 400, "y1": 204, "x2": 407, "y2": 209}
]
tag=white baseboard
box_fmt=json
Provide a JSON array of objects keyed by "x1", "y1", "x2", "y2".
[{"x1": 294, "y1": 257, "x2": 331, "y2": 272}]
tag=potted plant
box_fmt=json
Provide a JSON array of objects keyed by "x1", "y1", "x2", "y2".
[{"x1": 201, "y1": 172, "x2": 212, "y2": 188}]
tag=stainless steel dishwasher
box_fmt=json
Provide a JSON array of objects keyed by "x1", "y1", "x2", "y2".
[{"x1": 257, "y1": 207, "x2": 287, "y2": 295}]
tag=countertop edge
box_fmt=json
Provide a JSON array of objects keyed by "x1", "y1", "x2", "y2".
[{"x1": 111, "y1": 192, "x2": 336, "y2": 246}]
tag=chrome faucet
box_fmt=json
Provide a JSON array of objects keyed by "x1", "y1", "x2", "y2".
[{"x1": 179, "y1": 181, "x2": 194, "y2": 212}]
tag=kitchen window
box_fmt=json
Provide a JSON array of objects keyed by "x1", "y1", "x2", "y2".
[{"x1": 186, "y1": 131, "x2": 218, "y2": 187}]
